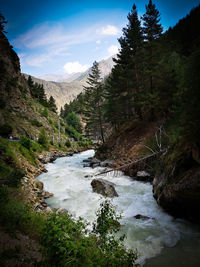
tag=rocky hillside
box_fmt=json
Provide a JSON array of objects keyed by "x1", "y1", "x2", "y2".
[
  {"x1": 24, "y1": 55, "x2": 115, "y2": 111},
  {"x1": 0, "y1": 31, "x2": 66, "y2": 139}
]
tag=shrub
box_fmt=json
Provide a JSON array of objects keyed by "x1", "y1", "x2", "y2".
[
  {"x1": 65, "y1": 125, "x2": 82, "y2": 141},
  {"x1": 0, "y1": 161, "x2": 21, "y2": 187},
  {"x1": 0, "y1": 195, "x2": 46, "y2": 237},
  {"x1": 0, "y1": 123, "x2": 13, "y2": 138},
  {"x1": 66, "y1": 112, "x2": 82, "y2": 133},
  {"x1": 41, "y1": 201, "x2": 139, "y2": 267},
  {"x1": 41, "y1": 108, "x2": 48, "y2": 118},
  {"x1": 65, "y1": 139, "x2": 71, "y2": 147},
  {"x1": 20, "y1": 136, "x2": 31, "y2": 150},
  {"x1": 19, "y1": 145, "x2": 36, "y2": 165},
  {"x1": 31, "y1": 141, "x2": 42, "y2": 152},
  {"x1": 78, "y1": 141, "x2": 87, "y2": 147},
  {"x1": 38, "y1": 128, "x2": 48, "y2": 147}
]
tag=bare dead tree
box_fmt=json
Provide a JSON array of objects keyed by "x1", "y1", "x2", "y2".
[{"x1": 95, "y1": 125, "x2": 169, "y2": 177}]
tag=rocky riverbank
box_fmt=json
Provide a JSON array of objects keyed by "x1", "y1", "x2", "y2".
[{"x1": 21, "y1": 147, "x2": 92, "y2": 212}]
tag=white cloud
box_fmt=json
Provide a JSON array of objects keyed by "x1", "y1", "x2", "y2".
[
  {"x1": 108, "y1": 45, "x2": 119, "y2": 56},
  {"x1": 13, "y1": 23, "x2": 102, "y2": 50},
  {"x1": 98, "y1": 25, "x2": 119, "y2": 36},
  {"x1": 63, "y1": 61, "x2": 89, "y2": 74},
  {"x1": 13, "y1": 22, "x2": 120, "y2": 71}
]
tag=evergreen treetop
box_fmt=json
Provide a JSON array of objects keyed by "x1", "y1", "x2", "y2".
[
  {"x1": 142, "y1": 0, "x2": 163, "y2": 42},
  {"x1": 0, "y1": 13, "x2": 7, "y2": 34}
]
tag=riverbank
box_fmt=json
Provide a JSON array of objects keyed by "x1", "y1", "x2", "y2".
[{"x1": 20, "y1": 145, "x2": 95, "y2": 211}]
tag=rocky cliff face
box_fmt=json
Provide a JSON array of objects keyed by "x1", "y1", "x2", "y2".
[
  {"x1": 153, "y1": 144, "x2": 200, "y2": 221},
  {"x1": 0, "y1": 31, "x2": 66, "y2": 139}
]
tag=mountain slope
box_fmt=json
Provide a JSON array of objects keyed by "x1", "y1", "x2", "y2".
[{"x1": 24, "y1": 55, "x2": 115, "y2": 111}]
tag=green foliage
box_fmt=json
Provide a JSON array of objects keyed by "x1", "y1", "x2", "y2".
[
  {"x1": 0, "y1": 140, "x2": 24, "y2": 187},
  {"x1": 66, "y1": 112, "x2": 82, "y2": 133},
  {"x1": 30, "y1": 140, "x2": 42, "y2": 153},
  {"x1": 41, "y1": 108, "x2": 48, "y2": 118},
  {"x1": 19, "y1": 136, "x2": 31, "y2": 150},
  {"x1": 30, "y1": 119, "x2": 42, "y2": 127},
  {"x1": 65, "y1": 125, "x2": 82, "y2": 141},
  {"x1": 93, "y1": 200, "x2": 121, "y2": 238},
  {"x1": 48, "y1": 96, "x2": 57, "y2": 113},
  {"x1": 0, "y1": 193, "x2": 46, "y2": 238},
  {"x1": 65, "y1": 139, "x2": 71, "y2": 147},
  {"x1": 38, "y1": 128, "x2": 48, "y2": 148},
  {"x1": 41, "y1": 201, "x2": 138, "y2": 267},
  {"x1": 19, "y1": 145, "x2": 36, "y2": 165},
  {"x1": 0, "y1": 123, "x2": 13, "y2": 137},
  {"x1": 78, "y1": 141, "x2": 88, "y2": 147},
  {"x1": 83, "y1": 61, "x2": 105, "y2": 143}
]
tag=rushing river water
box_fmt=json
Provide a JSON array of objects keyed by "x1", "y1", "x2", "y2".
[{"x1": 37, "y1": 150, "x2": 200, "y2": 266}]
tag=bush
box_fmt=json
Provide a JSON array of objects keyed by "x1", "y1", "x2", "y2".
[
  {"x1": 38, "y1": 128, "x2": 48, "y2": 147},
  {"x1": 78, "y1": 141, "x2": 88, "y2": 147},
  {"x1": 20, "y1": 136, "x2": 31, "y2": 150},
  {"x1": 31, "y1": 141, "x2": 42, "y2": 152},
  {"x1": 41, "y1": 201, "x2": 139, "y2": 267},
  {"x1": 65, "y1": 125, "x2": 82, "y2": 141},
  {"x1": 65, "y1": 139, "x2": 71, "y2": 147},
  {"x1": 19, "y1": 145, "x2": 36, "y2": 165},
  {"x1": 66, "y1": 112, "x2": 82, "y2": 133},
  {"x1": 41, "y1": 108, "x2": 48, "y2": 118},
  {"x1": 0, "y1": 195, "x2": 46, "y2": 237},
  {"x1": 0, "y1": 123, "x2": 13, "y2": 138}
]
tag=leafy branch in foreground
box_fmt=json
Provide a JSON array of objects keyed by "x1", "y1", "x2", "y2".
[{"x1": 41, "y1": 200, "x2": 139, "y2": 266}]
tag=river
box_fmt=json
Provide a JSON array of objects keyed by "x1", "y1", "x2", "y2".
[{"x1": 37, "y1": 149, "x2": 200, "y2": 266}]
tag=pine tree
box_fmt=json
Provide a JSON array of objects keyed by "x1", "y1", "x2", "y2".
[
  {"x1": 83, "y1": 61, "x2": 105, "y2": 142},
  {"x1": 107, "y1": 4, "x2": 144, "y2": 121},
  {"x1": 48, "y1": 96, "x2": 57, "y2": 113},
  {"x1": 141, "y1": 0, "x2": 163, "y2": 120},
  {"x1": 0, "y1": 13, "x2": 7, "y2": 34},
  {"x1": 142, "y1": 0, "x2": 163, "y2": 43}
]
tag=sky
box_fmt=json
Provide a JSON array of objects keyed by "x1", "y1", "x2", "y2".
[{"x1": 1, "y1": 0, "x2": 200, "y2": 78}]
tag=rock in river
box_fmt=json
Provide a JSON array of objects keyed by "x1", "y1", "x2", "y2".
[{"x1": 91, "y1": 178, "x2": 118, "y2": 198}]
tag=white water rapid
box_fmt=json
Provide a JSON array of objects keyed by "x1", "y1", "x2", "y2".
[{"x1": 37, "y1": 150, "x2": 200, "y2": 266}]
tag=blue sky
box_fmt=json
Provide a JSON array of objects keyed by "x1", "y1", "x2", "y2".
[{"x1": 1, "y1": 0, "x2": 200, "y2": 77}]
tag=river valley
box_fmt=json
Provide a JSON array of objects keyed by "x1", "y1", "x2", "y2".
[{"x1": 37, "y1": 150, "x2": 200, "y2": 266}]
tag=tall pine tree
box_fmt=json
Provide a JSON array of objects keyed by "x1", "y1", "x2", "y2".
[
  {"x1": 83, "y1": 61, "x2": 105, "y2": 142},
  {"x1": 106, "y1": 4, "x2": 144, "y2": 122},
  {"x1": 141, "y1": 0, "x2": 163, "y2": 119}
]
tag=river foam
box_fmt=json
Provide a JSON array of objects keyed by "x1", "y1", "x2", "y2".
[{"x1": 37, "y1": 149, "x2": 199, "y2": 265}]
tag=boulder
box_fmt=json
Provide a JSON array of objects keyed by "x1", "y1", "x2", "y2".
[
  {"x1": 84, "y1": 175, "x2": 93, "y2": 178},
  {"x1": 100, "y1": 159, "x2": 114, "y2": 167},
  {"x1": 34, "y1": 180, "x2": 44, "y2": 190},
  {"x1": 44, "y1": 191, "x2": 54, "y2": 199},
  {"x1": 56, "y1": 208, "x2": 67, "y2": 215},
  {"x1": 135, "y1": 171, "x2": 153, "y2": 182},
  {"x1": 92, "y1": 163, "x2": 100, "y2": 168},
  {"x1": 91, "y1": 178, "x2": 118, "y2": 197},
  {"x1": 133, "y1": 214, "x2": 151, "y2": 220},
  {"x1": 83, "y1": 163, "x2": 90, "y2": 167}
]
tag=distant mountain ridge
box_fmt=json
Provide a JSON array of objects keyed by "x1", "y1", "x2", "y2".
[{"x1": 24, "y1": 55, "x2": 116, "y2": 111}]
